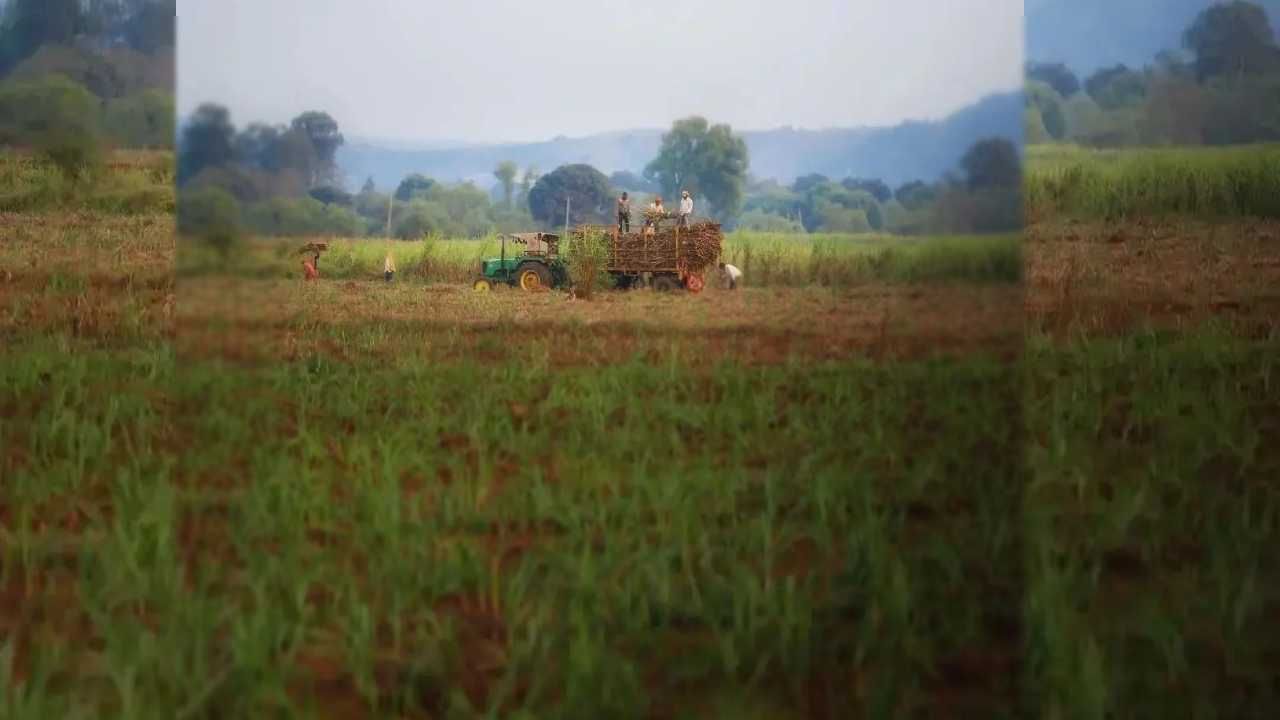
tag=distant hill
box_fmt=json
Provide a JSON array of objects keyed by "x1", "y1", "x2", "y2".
[
  {"x1": 336, "y1": 91, "x2": 1022, "y2": 191},
  {"x1": 1027, "y1": 0, "x2": 1280, "y2": 76}
]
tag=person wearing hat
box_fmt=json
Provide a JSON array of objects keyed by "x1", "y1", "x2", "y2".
[{"x1": 678, "y1": 190, "x2": 693, "y2": 228}]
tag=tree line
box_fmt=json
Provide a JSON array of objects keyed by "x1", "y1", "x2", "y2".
[
  {"x1": 1025, "y1": 0, "x2": 1280, "y2": 147},
  {"x1": 0, "y1": 0, "x2": 174, "y2": 175}
]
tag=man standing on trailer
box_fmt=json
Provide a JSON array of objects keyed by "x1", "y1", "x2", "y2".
[
  {"x1": 678, "y1": 190, "x2": 693, "y2": 228},
  {"x1": 617, "y1": 191, "x2": 631, "y2": 234}
]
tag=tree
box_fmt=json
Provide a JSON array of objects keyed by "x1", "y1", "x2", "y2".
[
  {"x1": 1026, "y1": 81, "x2": 1067, "y2": 140},
  {"x1": 609, "y1": 170, "x2": 656, "y2": 193},
  {"x1": 360, "y1": 176, "x2": 376, "y2": 194},
  {"x1": 289, "y1": 111, "x2": 344, "y2": 186},
  {"x1": 1026, "y1": 62, "x2": 1081, "y2": 97},
  {"x1": 178, "y1": 186, "x2": 242, "y2": 257},
  {"x1": 961, "y1": 138, "x2": 1021, "y2": 190},
  {"x1": 309, "y1": 185, "x2": 353, "y2": 207},
  {"x1": 1183, "y1": 1, "x2": 1279, "y2": 81},
  {"x1": 178, "y1": 103, "x2": 235, "y2": 185},
  {"x1": 124, "y1": 0, "x2": 174, "y2": 54},
  {"x1": 644, "y1": 116, "x2": 749, "y2": 220},
  {"x1": 1, "y1": 0, "x2": 85, "y2": 73},
  {"x1": 516, "y1": 166, "x2": 539, "y2": 209},
  {"x1": 233, "y1": 123, "x2": 284, "y2": 170},
  {"x1": 894, "y1": 180, "x2": 937, "y2": 211},
  {"x1": 791, "y1": 173, "x2": 829, "y2": 194},
  {"x1": 493, "y1": 160, "x2": 518, "y2": 209},
  {"x1": 841, "y1": 177, "x2": 892, "y2": 203},
  {"x1": 527, "y1": 163, "x2": 611, "y2": 228},
  {"x1": 0, "y1": 74, "x2": 99, "y2": 146},
  {"x1": 1085, "y1": 65, "x2": 1148, "y2": 110},
  {"x1": 104, "y1": 89, "x2": 173, "y2": 148},
  {"x1": 395, "y1": 173, "x2": 435, "y2": 202}
]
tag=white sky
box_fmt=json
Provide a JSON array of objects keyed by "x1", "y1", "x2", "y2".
[{"x1": 177, "y1": 0, "x2": 1024, "y2": 144}]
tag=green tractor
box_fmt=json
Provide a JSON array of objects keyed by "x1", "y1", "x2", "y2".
[{"x1": 473, "y1": 232, "x2": 569, "y2": 292}]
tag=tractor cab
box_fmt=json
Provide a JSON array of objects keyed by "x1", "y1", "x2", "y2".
[{"x1": 474, "y1": 232, "x2": 567, "y2": 291}]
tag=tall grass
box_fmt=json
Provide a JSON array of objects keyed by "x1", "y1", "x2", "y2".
[
  {"x1": 1025, "y1": 143, "x2": 1280, "y2": 220},
  {"x1": 180, "y1": 231, "x2": 1023, "y2": 286},
  {"x1": 0, "y1": 150, "x2": 174, "y2": 214}
]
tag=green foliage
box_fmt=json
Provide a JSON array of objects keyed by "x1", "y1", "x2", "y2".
[
  {"x1": 1027, "y1": 61, "x2": 1081, "y2": 97},
  {"x1": 564, "y1": 227, "x2": 612, "y2": 298},
  {"x1": 245, "y1": 196, "x2": 364, "y2": 238},
  {"x1": 394, "y1": 173, "x2": 435, "y2": 202},
  {"x1": 527, "y1": 163, "x2": 611, "y2": 228},
  {"x1": 178, "y1": 104, "x2": 235, "y2": 184},
  {"x1": 1025, "y1": 143, "x2": 1280, "y2": 219},
  {"x1": 103, "y1": 89, "x2": 174, "y2": 148},
  {"x1": 178, "y1": 185, "x2": 242, "y2": 258},
  {"x1": 493, "y1": 160, "x2": 518, "y2": 209},
  {"x1": 289, "y1": 110, "x2": 344, "y2": 186},
  {"x1": 1085, "y1": 65, "x2": 1148, "y2": 110},
  {"x1": 733, "y1": 210, "x2": 805, "y2": 233},
  {"x1": 39, "y1": 129, "x2": 104, "y2": 180},
  {"x1": 894, "y1": 180, "x2": 937, "y2": 211},
  {"x1": 0, "y1": 74, "x2": 99, "y2": 145},
  {"x1": 841, "y1": 177, "x2": 892, "y2": 203},
  {"x1": 0, "y1": 149, "x2": 173, "y2": 214},
  {"x1": 1026, "y1": 81, "x2": 1068, "y2": 140},
  {"x1": 1183, "y1": 0, "x2": 1279, "y2": 81},
  {"x1": 961, "y1": 138, "x2": 1022, "y2": 190},
  {"x1": 644, "y1": 116, "x2": 749, "y2": 221}
]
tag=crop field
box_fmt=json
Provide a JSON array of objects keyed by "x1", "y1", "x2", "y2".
[
  {"x1": 180, "y1": 231, "x2": 1022, "y2": 289},
  {"x1": 3, "y1": 148, "x2": 1279, "y2": 718}
]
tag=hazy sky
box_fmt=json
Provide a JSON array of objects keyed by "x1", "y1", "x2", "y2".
[{"x1": 178, "y1": 0, "x2": 1023, "y2": 144}]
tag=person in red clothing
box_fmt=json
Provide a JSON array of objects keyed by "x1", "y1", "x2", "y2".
[{"x1": 303, "y1": 252, "x2": 319, "y2": 280}]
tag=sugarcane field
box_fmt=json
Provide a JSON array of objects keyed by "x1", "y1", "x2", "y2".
[{"x1": 4, "y1": 1, "x2": 1280, "y2": 718}]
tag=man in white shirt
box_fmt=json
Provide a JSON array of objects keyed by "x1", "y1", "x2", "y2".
[
  {"x1": 719, "y1": 262, "x2": 742, "y2": 290},
  {"x1": 678, "y1": 190, "x2": 693, "y2": 227}
]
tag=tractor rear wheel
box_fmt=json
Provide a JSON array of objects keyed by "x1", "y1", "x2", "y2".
[
  {"x1": 652, "y1": 275, "x2": 680, "y2": 292},
  {"x1": 516, "y1": 262, "x2": 552, "y2": 291}
]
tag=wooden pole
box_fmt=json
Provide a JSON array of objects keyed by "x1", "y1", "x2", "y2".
[{"x1": 386, "y1": 194, "x2": 394, "y2": 238}]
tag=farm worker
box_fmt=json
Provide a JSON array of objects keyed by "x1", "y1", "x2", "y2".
[
  {"x1": 719, "y1": 262, "x2": 742, "y2": 290},
  {"x1": 617, "y1": 191, "x2": 631, "y2": 233},
  {"x1": 679, "y1": 190, "x2": 693, "y2": 227},
  {"x1": 643, "y1": 196, "x2": 663, "y2": 236},
  {"x1": 384, "y1": 250, "x2": 396, "y2": 282},
  {"x1": 303, "y1": 254, "x2": 319, "y2": 281}
]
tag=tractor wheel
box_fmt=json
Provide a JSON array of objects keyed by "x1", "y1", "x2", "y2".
[
  {"x1": 473, "y1": 277, "x2": 493, "y2": 292},
  {"x1": 652, "y1": 275, "x2": 680, "y2": 292},
  {"x1": 516, "y1": 262, "x2": 552, "y2": 291}
]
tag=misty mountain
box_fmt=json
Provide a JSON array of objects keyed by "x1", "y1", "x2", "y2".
[
  {"x1": 1027, "y1": 0, "x2": 1280, "y2": 75},
  {"x1": 337, "y1": 91, "x2": 1022, "y2": 191}
]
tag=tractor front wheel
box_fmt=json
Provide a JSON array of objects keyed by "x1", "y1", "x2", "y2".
[
  {"x1": 516, "y1": 262, "x2": 552, "y2": 291},
  {"x1": 473, "y1": 277, "x2": 493, "y2": 292}
]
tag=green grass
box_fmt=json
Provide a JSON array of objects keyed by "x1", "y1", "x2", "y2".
[
  {"x1": 1023, "y1": 326, "x2": 1280, "y2": 718},
  {"x1": 177, "y1": 231, "x2": 1023, "y2": 287},
  {"x1": 0, "y1": 149, "x2": 175, "y2": 215},
  {"x1": 1025, "y1": 143, "x2": 1280, "y2": 221},
  {"x1": 2, "y1": 338, "x2": 1024, "y2": 718}
]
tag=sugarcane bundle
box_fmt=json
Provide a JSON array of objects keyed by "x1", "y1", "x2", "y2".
[
  {"x1": 298, "y1": 241, "x2": 329, "y2": 255},
  {"x1": 573, "y1": 222, "x2": 722, "y2": 273}
]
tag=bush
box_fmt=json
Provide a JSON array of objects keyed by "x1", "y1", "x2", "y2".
[
  {"x1": 565, "y1": 227, "x2": 612, "y2": 298},
  {"x1": 734, "y1": 210, "x2": 805, "y2": 233},
  {"x1": 179, "y1": 186, "x2": 242, "y2": 258},
  {"x1": 39, "y1": 129, "x2": 104, "y2": 180}
]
